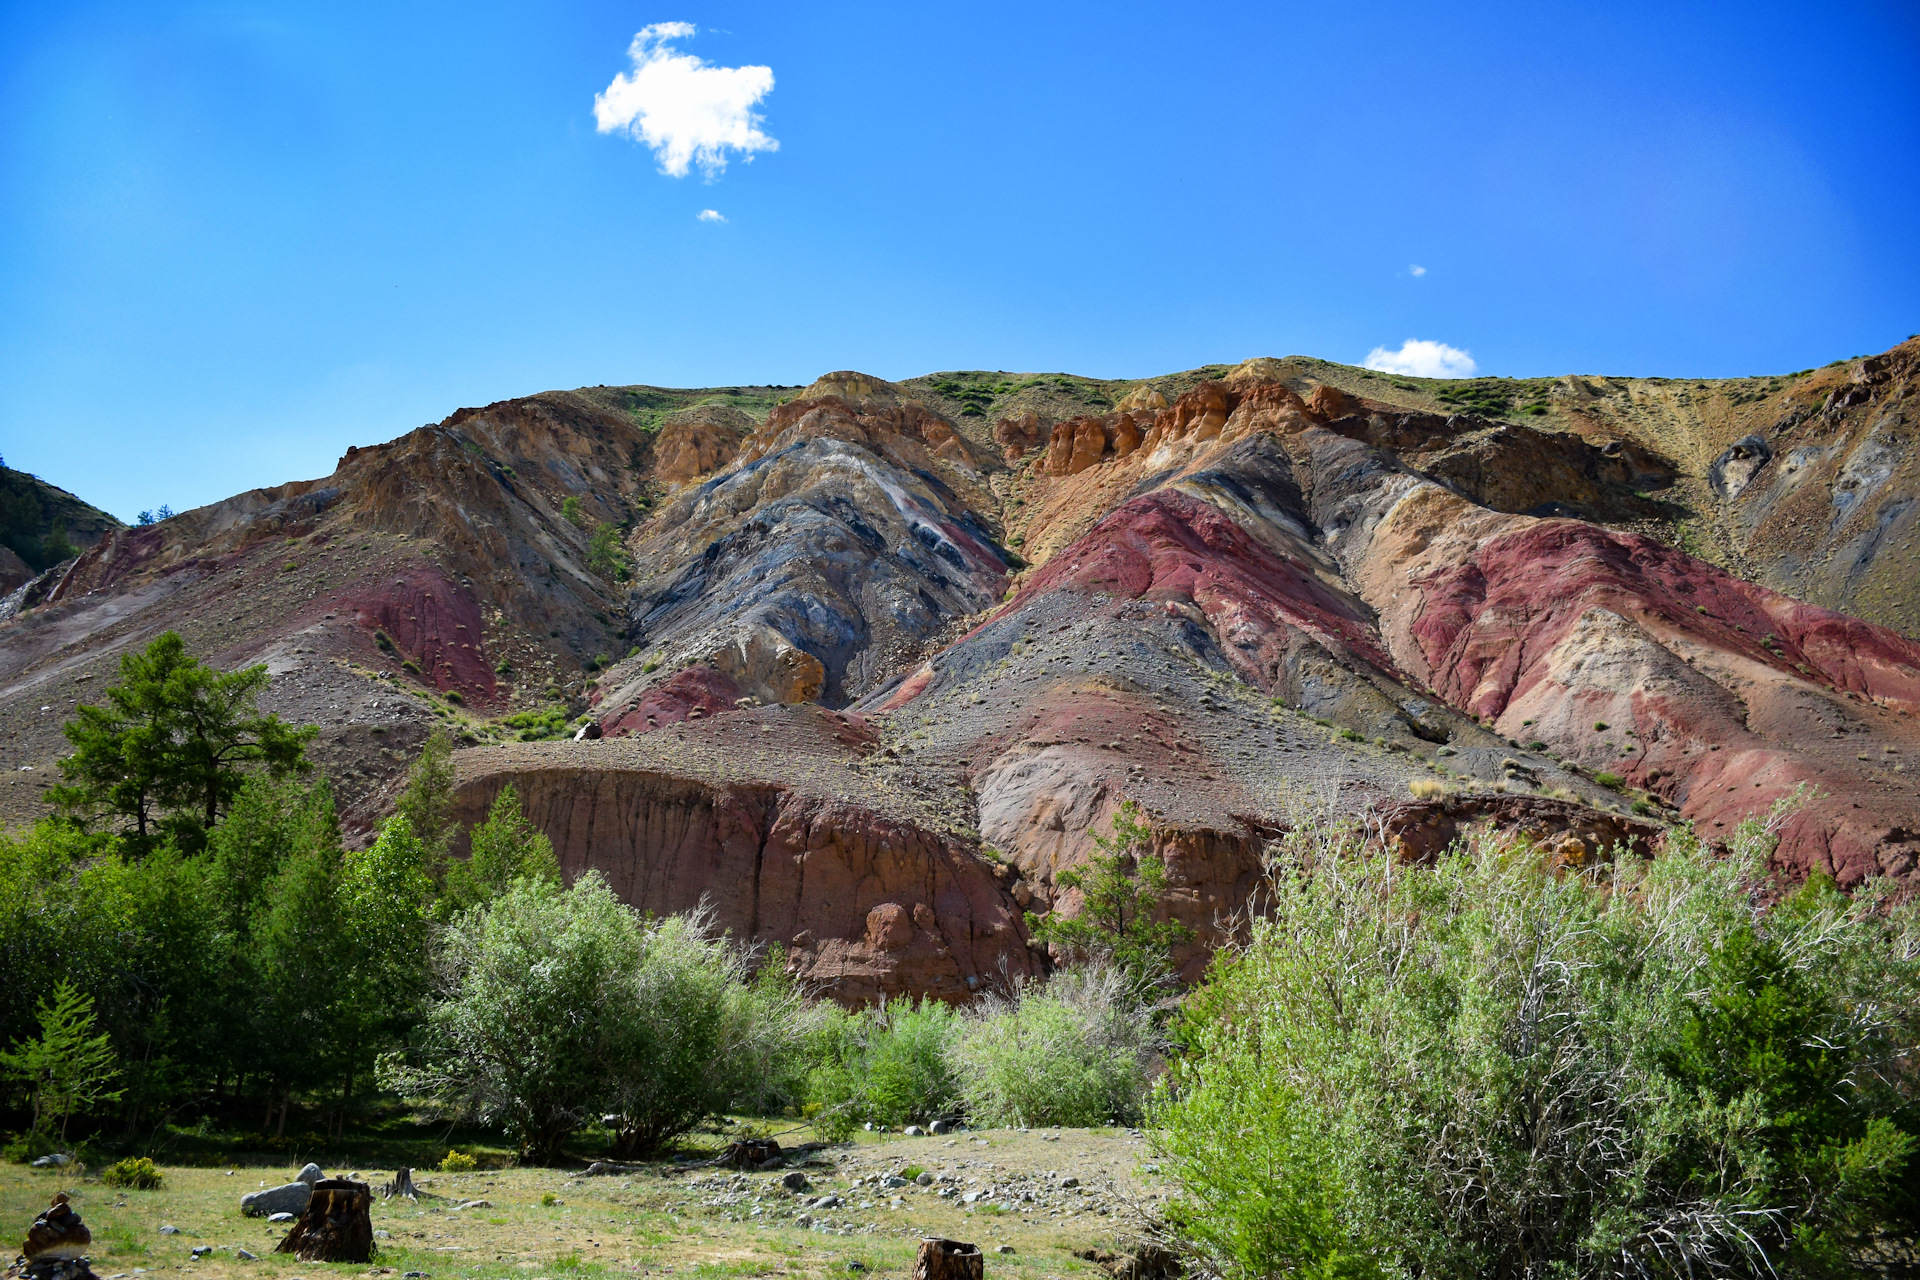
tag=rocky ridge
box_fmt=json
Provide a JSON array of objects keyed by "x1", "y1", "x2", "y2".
[{"x1": 2, "y1": 345, "x2": 1917, "y2": 1000}]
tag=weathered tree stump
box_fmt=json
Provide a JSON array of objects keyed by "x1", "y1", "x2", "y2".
[
  {"x1": 914, "y1": 1238, "x2": 983, "y2": 1280},
  {"x1": 719, "y1": 1138, "x2": 781, "y2": 1169},
  {"x1": 380, "y1": 1168, "x2": 418, "y2": 1201},
  {"x1": 275, "y1": 1179, "x2": 373, "y2": 1263}
]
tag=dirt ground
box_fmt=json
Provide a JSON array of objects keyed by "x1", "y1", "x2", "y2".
[{"x1": 3, "y1": 1128, "x2": 1172, "y2": 1280}]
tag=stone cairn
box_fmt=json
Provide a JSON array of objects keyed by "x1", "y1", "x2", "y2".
[{"x1": 8, "y1": 1193, "x2": 97, "y2": 1280}]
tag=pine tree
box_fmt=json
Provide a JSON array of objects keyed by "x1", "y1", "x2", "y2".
[
  {"x1": 441, "y1": 784, "x2": 561, "y2": 917},
  {"x1": 1, "y1": 979, "x2": 124, "y2": 1141},
  {"x1": 49, "y1": 632, "x2": 314, "y2": 853},
  {"x1": 1025, "y1": 801, "x2": 1192, "y2": 996}
]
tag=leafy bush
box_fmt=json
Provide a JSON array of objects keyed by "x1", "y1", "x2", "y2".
[
  {"x1": 804, "y1": 1000, "x2": 963, "y2": 1138},
  {"x1": 437, "y1": 1149, "x2": 478, "y2": 1173},
  {"x1": 382, "y1": 878, "x2": 806, "y2": 1161},
  {"x1": 1155, "y1": 806, "x2": 1920, "y2": 1280},
  {"x1": 586, "y1": 524, "x2": 630, "y2": 581},
  {"x1": 1595, "y1": 771, "x2": 1625, "y2": 789},
  {"x1": 950, "y1": 966, "x2": 1157, "y2": 1128},
  {"x1": 102, "y1": 1156, "x2": 162, "y2": 1189}
]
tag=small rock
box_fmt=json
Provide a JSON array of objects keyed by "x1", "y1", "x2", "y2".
[
  {"x1": 268, "y1": 1213, "x2": 296, "y2": 1224},
  {"x1": 880, "y1": 1175, "x2": 907, "y2": 1189},
  {"x1": 405, "y1": 1272, "x2": 428, "y2": 1278},
  {"x1": 903, "y1": 1125, "x2": 925, "y2": 1137},
  {"x1": 928, "y1": 1120, "x2": 951, "y2": 1135},
  {"x1": 794, "y1": 1215, "x2": 813, "y2": 1228},
  {"x1": 374, "y1": 1231, "x2": 391, "y2": 1240},
  {"x1": 847, "y1": 1264, "x2": 866, "y2": 1273},
  {"x1": 29, "y1": 1154, "x2": 72, "y2": 1168},
  {"x1": 1060, "y1": 1176, "x2": 1080, "y2": 1188},
  {"x1": 914, "y1": 1173, "x2": 934, "y2": 1187},
  {"x1": 996, "y1": 1246, "x2": 1015, "y2": 1255},
  {"x1": 190, "y1": 1247, "x2": 213, "y2": 1259},
  {"x1": 235, "y1": 1250, "x2": 258, "y2": 1261},
  {"x1": 779, "y1": 1171, "x2": 810, "y2": 1192},
  {"x1": 294, "y1": 1163, "x2": 325, "y2": 1185},
  {"x1": 813, "y1": 1194, "x2": 842, "y2": 1209},
  {"x1": 159, "y1": 1227, "x2": 182, "y2": 1236}
]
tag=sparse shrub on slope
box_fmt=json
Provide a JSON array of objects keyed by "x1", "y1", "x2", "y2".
[
  {"x1": 950, "y1": 965, "x2": 1158, "y2": 1128},
  {"x1": 1156, "y1": 805, "x2": 1920, "y2": 1280}
]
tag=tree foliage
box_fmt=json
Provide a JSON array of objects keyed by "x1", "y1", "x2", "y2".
[
  {"x1": 49, "y1": 631, "x2": 313, "y2": 852},
  {"x1": 1, "y1": 979, "x2": 123, "y2": 1142},
  {"x1": 440, "y1": 785, "x2": 560, "y2": 918},
  {"x1": 586, "y1": 522, "x2": 631, "y2": 581},
  {"x1": 1026, "y1": 801, "x2": 1190, "y2": 996}
]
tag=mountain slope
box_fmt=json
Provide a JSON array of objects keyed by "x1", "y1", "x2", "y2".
[{"x1": 2, "y1": 344, "x2": 1916, "y2": 1000}]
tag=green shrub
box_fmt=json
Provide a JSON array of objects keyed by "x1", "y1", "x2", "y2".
[
  {"x1": 1594, "y1": 720, "x2": 1610, "y2": 731},
  {"x1": 401, "y1": 659, "x2": 421, "y2": 675},
  {"x1": 950, "y1": 966, "x2": 1156, "y2": 1128},
  {"x1": 438, "y1": 1149, "x2": 478, "y2": 1172},
  {"x1": 642, "y1": 658, "x2": 661, "y2": 674},
  {"x1": 804, "y1": 999, "x2": 962, "y2": 1137},
  {"x1": 1155, "y1": 805, "x2": 1920, "y2": 1279},
  {"x1": 444, "y1": 690, "x2": 464, "y2": 705},
  {"x1": 380, "y1": 879, "x2": 806, "y2": 1161},
  {"x1": 501, "y1": 708, "x2": 570, "y2": 741},
  {"x1": 1595, "y1": 771, "x2": 1625, "y2": 790},
  {"x1": 101, "y1": 1156, "x2": 162, "y2": 1189}
]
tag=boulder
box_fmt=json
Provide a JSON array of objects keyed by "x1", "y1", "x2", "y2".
[
  {"x1": 241, "y1": 1183, "x2": 313, "y2": 1218},
  {"x1": 295, "y1": 1163, "x2": 325, "y2": 1185}
]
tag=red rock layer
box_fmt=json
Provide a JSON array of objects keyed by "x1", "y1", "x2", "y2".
[{"x1": 447, "y1": 754, "x2": 1036, "y2": 1004}]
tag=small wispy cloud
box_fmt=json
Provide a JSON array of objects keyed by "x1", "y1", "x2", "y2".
[
  {"x1": 593, "y1": 23, "x2": 777, "y2": 179},
  {"x1": 1408, "y1": 264, "x2": 1427, "y2": 277},
  {"x1": 697, "y1": 208, "x2": 726, "y2": 223},
  {"x1": 1364, "y1": 338, "x2": 1477, "y2": 379}
]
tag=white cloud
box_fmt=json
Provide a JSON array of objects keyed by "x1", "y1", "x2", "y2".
[
  {"x1": 1408, "y1": 264, "x2": 1427, "y2": 277},
  {"x1": 593, "y1": 23, "x2": 777, "y2": 179},
  {"x1": 1364, "y1": 339, "x2": 1477, "y2": 379},
  {"x1": 697, "y1": 208, "x2": 726, "y2": 222}
]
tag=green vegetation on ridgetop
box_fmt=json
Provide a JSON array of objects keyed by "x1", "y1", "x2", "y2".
[
  {"x1": 568, "y1": 383, "x2": 800, "y2": 432},
  {"x1": 551, "y1": 343, "x2": 1910, "y2": 444},
  {"x1": 0, "y1": 461, "x2": 124, "y2": 575}
]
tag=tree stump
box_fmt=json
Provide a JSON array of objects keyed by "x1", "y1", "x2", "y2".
[
  {"x1": 914, "y1": 1238, "x2": 983, "y2": 1280},
  {"x1": 720, "y1": 1139, "x2": 781, "y2": 1169},
  {"x1": 381, "y1": 1168, "x2": 418, "y2": 1201},
  {"x1": 275, "y1": 1179, "x2": 373, "y2": 1264}
]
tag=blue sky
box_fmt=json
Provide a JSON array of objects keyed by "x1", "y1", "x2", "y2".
[{"x1": 2, "y1": 0, "x2": 1916, "y2": 520}]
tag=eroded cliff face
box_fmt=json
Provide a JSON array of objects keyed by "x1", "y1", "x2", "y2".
[{"x1": 446, "y1": 709, "x2": 1039, "y2": 1003}]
